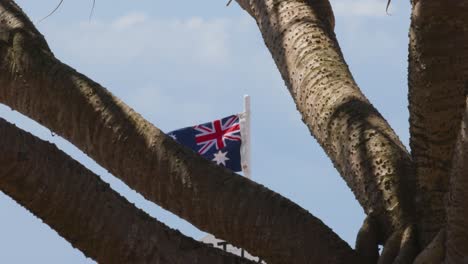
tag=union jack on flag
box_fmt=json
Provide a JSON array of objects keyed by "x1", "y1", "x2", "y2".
[{"x1": 167, "y1": 114, "x2": 243, "y2": 172}]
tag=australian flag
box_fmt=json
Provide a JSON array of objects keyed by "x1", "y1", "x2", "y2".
[{"x1": 167, "y1": 114, "x2": 242, "y2": 172}]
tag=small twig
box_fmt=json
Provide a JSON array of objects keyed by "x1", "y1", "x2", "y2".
[
  {"x1": 89, "y1": 0, "x2": 96, "y2": 21},
  {"x1": 38, "y1": 0, "x2": 64, "y2": 23},
  {"x1": 386, "y1": 0, "x2": 392, "y2": 15},
  {"x1": 226, "y1": 0, "x2": 233, "y2": 6}
]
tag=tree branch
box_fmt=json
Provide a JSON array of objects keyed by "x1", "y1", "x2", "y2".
[
  {"x1": 0, "y1": 118, "x2": 253, "y2": 264},
  {"x1": 0, "y1": 1, "x2": 359, "y2": 263},
  {"x1": 445, "y1": 96, "x2": 468, "y2": 263},
  {"x1": 408, "y1": 0, "x2": 468, "y2": 247},
  {"x1": 234, "y1": 0, "x2": 414, "y2": 241},
  {"x1": 355, "y1": 215, "x2": 379, "y2": 264}
]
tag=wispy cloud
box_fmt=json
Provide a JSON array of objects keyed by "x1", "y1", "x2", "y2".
[
  {"x1": 45, "y1": 13, "x2": 234, "y2": 66},
  {"x1": 112, "y1": 12, "x2": 148, "y2": 29}
]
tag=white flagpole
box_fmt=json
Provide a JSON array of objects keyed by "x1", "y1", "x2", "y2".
[{"x1": 241, "y1": 95, "x2": 251, "y2": 179}]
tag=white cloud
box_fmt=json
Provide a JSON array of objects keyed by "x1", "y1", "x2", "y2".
[
  {"x1": 332, "y1": 0, "x2": 394, "y2": 17},
  {"x1": 45, "y1": 13, "x2": 235, "y2": 66},
  {"x1": 121, "y1": 85, "x2": 214, "y2": 130},
  {"x1": 112, "y1": 12, "x2": 148, "y2": 29},
  {"x1": 38, "y1": 11, "x2": 284, "y2": 128}
]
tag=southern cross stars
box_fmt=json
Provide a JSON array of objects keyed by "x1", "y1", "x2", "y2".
[{"x1": 212, "y1": 150, "x2": 229, "y2": 166}]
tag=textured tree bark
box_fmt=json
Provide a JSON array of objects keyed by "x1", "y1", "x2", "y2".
[
  {"x1": 0, "y1": 1, "x2": 360, "y2": 263},
  {"x1": 445, "y1": 99, "x2": 468, "y2": 263},
  {"x1": 0, "y1": 118, "x2": 254, "y2": 264},
  {"x1": 355, "y1": 215, "x2": 379, "y2": 264},
  {"x1": 234, "y1": 0, "x2": 414, "y2": 242},
  {"x1": 408, "y1": 0, "x2": 468, "y2": 247}
]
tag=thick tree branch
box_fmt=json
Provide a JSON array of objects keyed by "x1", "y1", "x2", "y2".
[
  {"x1": 0, "y1": 1, "x2": 359, "y2": 263},
  {"x1": 234, "y1": 0, "x2": 414, "y2": 241},
  {"x1": 445, "y1": 97, "x2": 468, "y2": 263},
  {"x1": 408, "y1": 0, "x2": 468, "y2": 247},
  {"x1": 0, "y1": 118, "x2": 253, "y2": 264}
]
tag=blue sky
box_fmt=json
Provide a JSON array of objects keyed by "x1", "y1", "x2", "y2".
[{"x1": 1, "y1": 0, "x2": 411, "y2": 262}]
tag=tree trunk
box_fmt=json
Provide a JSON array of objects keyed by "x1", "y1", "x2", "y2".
[
  {"x1": 0, "y1": 118, "x2": 253, "y2": 264},
  {"x1": 445, "y1": 98, "x2": 468, "y2": 263},
  {"x1": 235, "y1": 0, "x2": 415, "y2": 242},
  {"x1": 0, "y1": 1, "x2": 360, "y2": 263},
  {"x1": 408, "y1": 0, "x2": 468, "y2": 247}
]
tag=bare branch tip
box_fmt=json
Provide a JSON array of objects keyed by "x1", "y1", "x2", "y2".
[
  {"x1": 226, "y1": 0, "x2": 233, "y2": 7},
  {"x1": 38, "y1": 0, "x2": 64, "y2": 23},
  {"x1": 385, "y1": 0, "x2": 392, "y2": 16},
  {"x1": 89, "y1": 0, "x2": 96, "y2": 22}
]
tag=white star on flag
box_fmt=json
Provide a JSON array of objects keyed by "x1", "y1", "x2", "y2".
[{"x1": 212, "y1": 150, "x2": 229, "y2": 166}]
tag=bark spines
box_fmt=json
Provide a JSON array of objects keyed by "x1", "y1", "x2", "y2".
[{"x1": 241, "y1": 0, "x2": 415, "y2": 242}]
